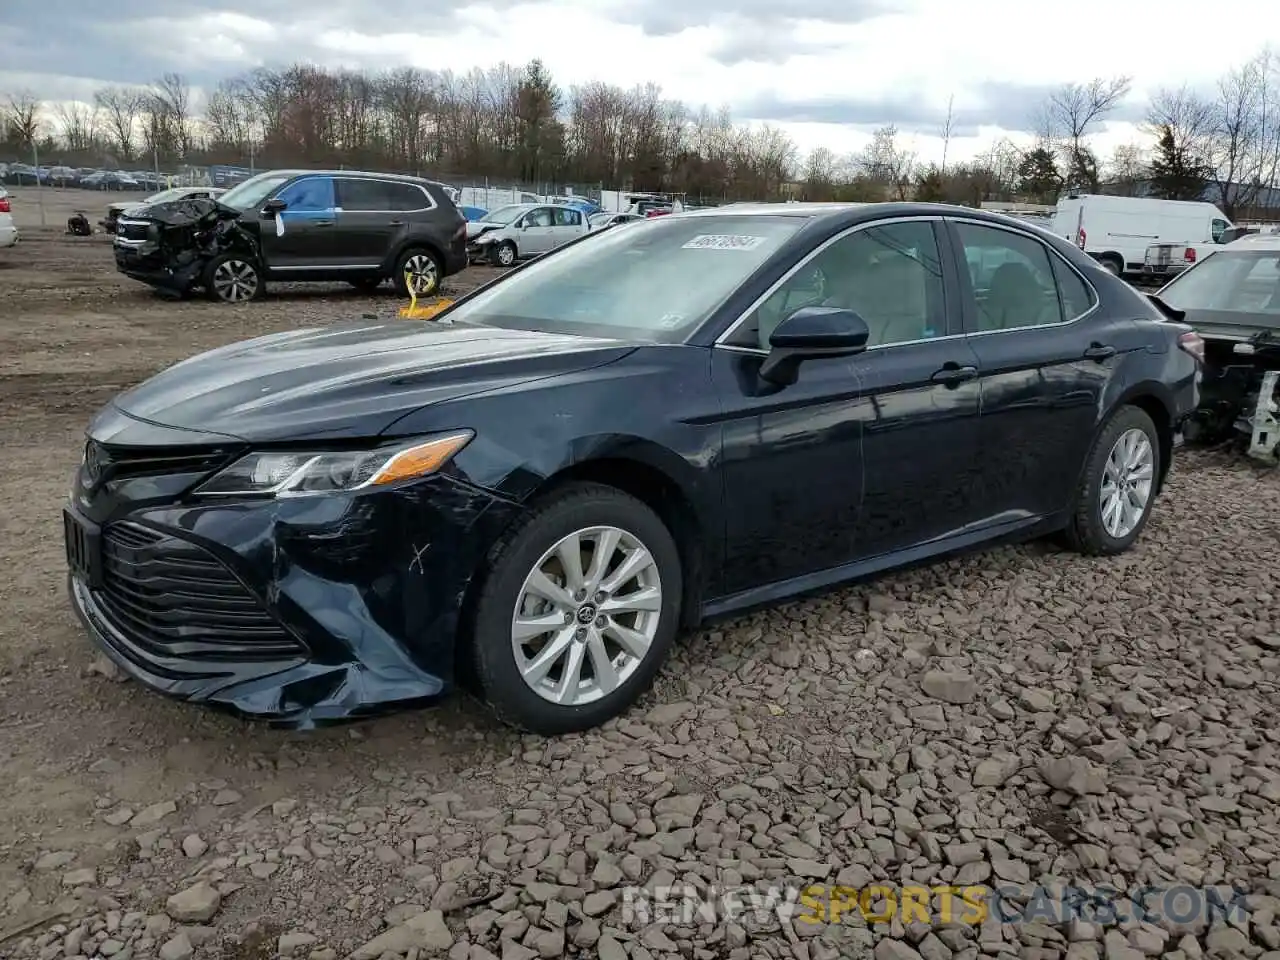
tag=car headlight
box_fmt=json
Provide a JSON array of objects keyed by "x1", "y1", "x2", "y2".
[
  {"x1": 193, "y1": 431, "x2": 474, "y2": 498},
  {"x1": 473, "y1": 234, "x2": 495, "y2": 245}
]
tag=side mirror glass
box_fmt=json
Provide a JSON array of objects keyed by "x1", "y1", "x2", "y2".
[{"x1": 759, "y1": 306, "x2": 870, "y2": 386}]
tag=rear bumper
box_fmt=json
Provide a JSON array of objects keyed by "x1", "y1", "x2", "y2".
[
  {"x1": 1142, "y1": 263, "x2": 1189, "y2": 278},
  {"x1": 443, "y1": 237, "x2": 468, "y2": 276},
  {"x1": 0, "y1": 223, "x2": 17, "y2": 248}
]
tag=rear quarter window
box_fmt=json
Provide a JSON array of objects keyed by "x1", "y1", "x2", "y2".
[{"x1": 1050, "y1": 254, "x2": 1098, "y2": 320}]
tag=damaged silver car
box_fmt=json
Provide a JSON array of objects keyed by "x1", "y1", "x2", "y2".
[{"x1": 1153, "y1": 233, "x2": 1280, "y2": 461}]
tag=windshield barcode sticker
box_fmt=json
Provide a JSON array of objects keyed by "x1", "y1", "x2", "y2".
[{"x1": 682, "y1": 234, "x2": 766, "y2": 250}]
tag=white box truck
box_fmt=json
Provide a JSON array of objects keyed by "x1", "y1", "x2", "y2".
[{"x1": 1050, "y1": 194, "x2": 1232, "y2": 278}]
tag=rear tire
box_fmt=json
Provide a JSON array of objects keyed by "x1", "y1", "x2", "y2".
[
  {"x1": 203, "y1": 253, "x2": 264, "y2": 303},
  {"x1": 1063, "y1": 405, "x2": 1160, "y2": 556},
  {"x1": 1099, "y1": 254, "x2": 1123, "y2": 277},
  {"x1": 469, "y1": 482, "x2": 682, "y2": 735},
  {"x1": 393, "y1": 248, "x2": 442, "y2": 297}
]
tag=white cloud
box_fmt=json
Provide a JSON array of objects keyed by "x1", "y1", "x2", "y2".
[{"x1": 2, "y1": 0, "x2": 1277, "y2": 166}]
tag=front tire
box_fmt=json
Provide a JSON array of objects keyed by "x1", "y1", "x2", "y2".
[
  {"x1": 1063, "y1": 405, "x2": 1160, "y2": 555},
  {"x1": 491, "y1": 242, "x2": 517, "y2": 268},
  {"x1": 470, "y1": 483, "x2": 682, "y2": 735},
  {"x1": 203, "y1": 253, "x2": 264, "y2": 303}
]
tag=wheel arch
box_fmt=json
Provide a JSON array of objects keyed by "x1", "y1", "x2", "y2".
[
  {"x1": 1097, "y1": 383, "x2": 1175, "y2": 494},
  {"x1": 1097, "y1": 251, "x2": 1125, "y2": 273},
  {"x1": 453, "y1": 451, "x2": 708, "y2": 690},
  {"x1": 387, "y1": 239, "x2": 445, "y2": 275}
]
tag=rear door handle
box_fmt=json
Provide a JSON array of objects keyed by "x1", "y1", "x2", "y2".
[
  {"x1": 1084, "y1": 342, "x2": 1116, "y2": 361},
  {"x1": 388, "y1": 219, "x2": 404, "y2": 226},
  {"x1": 931, "y1": 363, "x2": 978, "y2": 386},
  {"x1": 313, "y1": 220, "x2": 334, "y2": 227}
]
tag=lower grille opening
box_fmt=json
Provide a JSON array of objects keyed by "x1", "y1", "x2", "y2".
[{"x1": 94, "y1": 522, "x2": 305, "y2": 663}]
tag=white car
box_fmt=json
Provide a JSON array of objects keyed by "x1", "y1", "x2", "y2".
[{"x1": 0, "y1": 188, "x2": 17, "y2": 248}]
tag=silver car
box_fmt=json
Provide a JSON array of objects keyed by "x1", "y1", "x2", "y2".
[{"x1": 467, "y1": 202, "x2": 589, "y2": 266}]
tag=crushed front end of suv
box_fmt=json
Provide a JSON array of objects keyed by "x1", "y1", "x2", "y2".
[
  {"x1": 1153, "y1": 234, "x2": 1280, "y2": 462},
  {"x1": 113, "y1": 196, "x2": 259, "y2": 301}
]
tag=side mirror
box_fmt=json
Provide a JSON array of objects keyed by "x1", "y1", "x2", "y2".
[
  {"x1": 759, "y1": 306, "x2": 870, "y2": 386},
  {"x1": 261, "y1": 198, "x2": 287, "y2": 218}
]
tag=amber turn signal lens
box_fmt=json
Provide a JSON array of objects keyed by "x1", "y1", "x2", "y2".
[{"x1": 368, "y1": 432, "x2": 473, "y2": 486}]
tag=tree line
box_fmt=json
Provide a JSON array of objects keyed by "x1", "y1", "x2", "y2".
[{"x1": 1, "y1": 48, "x2": 1277, "y2": 216}]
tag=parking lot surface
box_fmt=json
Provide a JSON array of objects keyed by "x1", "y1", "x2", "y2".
[{"x1": 2, "y1": 189, "x2": 1280, "y2": 960}]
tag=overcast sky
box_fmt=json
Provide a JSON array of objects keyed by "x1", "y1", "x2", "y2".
[{"x1": 2, "y1": 0, "x2": 1278, "y2": 164}]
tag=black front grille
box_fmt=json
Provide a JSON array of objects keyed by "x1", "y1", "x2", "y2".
[
  {"x1": 94, "y1": 522, "x2": 305, "y2": 662},
  {"x1": 84, "y1": 441, "x2": 234, "y2": 488},
  {"x1": 116, "y1": 220, "x2": 154, "y2": 243}
]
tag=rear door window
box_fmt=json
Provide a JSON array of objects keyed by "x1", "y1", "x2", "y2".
[{"x1": 553, "y1": 207, "x2": 583, "y2": 228}]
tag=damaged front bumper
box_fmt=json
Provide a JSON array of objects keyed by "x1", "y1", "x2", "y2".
[{"x1": 66, "y1": 474, "x2": 522, "y2": 727}]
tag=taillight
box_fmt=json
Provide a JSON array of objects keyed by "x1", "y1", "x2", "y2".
[
  {"x1": 1076, "y1": 228, "x2": 1086, "y2": 249},
  {"x1": 1178, "y1": 331, "x2": 1205, "y2": 363},
  {"x1": 0, "y1": 197, "x2": 10, "y2": 214},
  {"x1": 1184, "y1": 247, "x2": 1196, "y2": 263}
]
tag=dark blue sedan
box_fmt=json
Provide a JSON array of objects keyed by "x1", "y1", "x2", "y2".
[{"x1": 63, "y1": 202, "x2": 1200, "y2": 733}]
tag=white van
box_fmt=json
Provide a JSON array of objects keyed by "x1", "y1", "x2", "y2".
[{"x1": 1051, "y1": 194, "x2": 1232, "y2": 277}]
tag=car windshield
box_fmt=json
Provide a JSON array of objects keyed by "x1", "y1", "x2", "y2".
[
  {"x1": 1159, "y1": 250, "x2": 1280, "y2": 323},
  {"x1": 478, "y1": 205, "x2": 528, "y2": 225},
  {"x1": 442, "y1": 214, "x2": 806, "y2": 342},
  {"x1": 218, "y1": 173, "x2": 291, "y2": 211}
]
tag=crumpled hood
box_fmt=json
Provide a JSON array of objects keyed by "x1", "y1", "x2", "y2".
[
  {"x1": 466, "y1": 221, "x2": 504, "y2": 240},
  {"x1": 123, "y1": 196, "x2": 242, "y2": 229},
  {"x1": 102, "y1": 320, "x2": 635, "y2": 443}
]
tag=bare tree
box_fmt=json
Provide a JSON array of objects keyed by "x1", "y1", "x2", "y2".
[
  {"x1": 54, "y1": 100, "x2": 100, "y2": 153},
  {"x1": 859, "y1": 125, "x2": 916, "y2": 199},
  {"x1": 94, "y1": 85, "x2": 146, "y2": 160},
  {"x1": 1203, "y1": 50, "x2": 1280, "y2": 218},
  {"x1": 1041, "y1": 76, "x2": 1134, "y2": 191},
  {"x1": 1106, "y1": 143, "x2": 1148, "y2": 195},
  {"x1": 940, "y1": 94, "x2": 955, "y2": 173},
  {"x1": 2, "y1": 90, "x2": 43, "y2": 148}
]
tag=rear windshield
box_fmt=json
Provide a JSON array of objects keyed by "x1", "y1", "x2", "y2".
[
  {"x1": 442, "y1": 214, "x2": 805, "y2": 342},
  {"x1": 1159, "y1": 250, "x2": 1280, "y2": 320}
]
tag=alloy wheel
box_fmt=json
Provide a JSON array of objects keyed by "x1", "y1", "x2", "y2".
[
  {"x1": 510, "y1": 525, "x2": 663, "y2": 707},
  {"x1": 1100, "y1": 427, "x2": 1154, "y2": 539},
  {"x1": 404, "y1": 254, "x2": 438, "y2": 295},
  {"x1": 211, "y1": 260, "x2": 259, "y2": 302},
  {"x1": 497, "y1": 244, "x2": 515, "y2": 267}
]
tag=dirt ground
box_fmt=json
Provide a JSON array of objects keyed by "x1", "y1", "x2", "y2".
[{"x1": 2, "y1": 188, "x2": 1280, "y2": 960}]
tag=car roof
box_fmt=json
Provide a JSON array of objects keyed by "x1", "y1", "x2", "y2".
[
  {"x1": 677, "y1": 200, "x2": 1062, "y2": 228},
  {"x1": 1226, "y1": 233, "x2": 1280, "y2": 251},
  {"x1": 268, "y1": 169, "x2": 450, "y2": 189}
]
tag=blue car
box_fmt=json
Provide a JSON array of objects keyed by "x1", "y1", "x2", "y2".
[{"x1": 459, "y1": 206, "x2": 489, "y2": 221}]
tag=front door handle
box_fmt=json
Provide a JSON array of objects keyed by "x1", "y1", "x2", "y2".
[
  {"x1": 931, "y1": 363, "x2": 978, "y2": 386},
  {"x1": 1084, "y1": 342, "x2": 1116, "y2": 361},
  {"x1": 388, "y1": 219, "x2": 404, "y2": 226}
]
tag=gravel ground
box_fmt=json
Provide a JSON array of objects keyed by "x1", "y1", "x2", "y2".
[{"x1": 3, "y1": 198, "x2": 1280, "y2": 960}]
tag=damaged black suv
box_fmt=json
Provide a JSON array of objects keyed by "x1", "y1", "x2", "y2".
[{"x1": 112, "y1": 170, "x2": 468, "y2": 303}]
